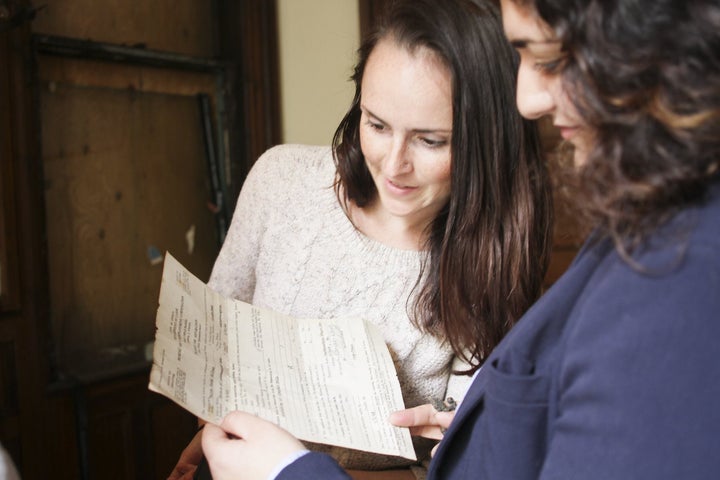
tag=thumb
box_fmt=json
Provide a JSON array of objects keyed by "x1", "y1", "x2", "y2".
[
  {"x1": 389, "y1": 404, "x2": 437, "y2": 428},
  {"x1": 201, "y1": 422, "x2": 229, "y2": 442},
  {"x1": 219, "y1": 410, "x2": 263, "y2": 439}
]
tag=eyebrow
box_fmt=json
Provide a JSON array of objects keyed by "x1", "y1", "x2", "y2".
[
  {"x1": 509, "y1": 39, "x2": 561, "y2": 49},
  {"x1": 360, "y1": 105, "x2": 452, "y2": 134}
]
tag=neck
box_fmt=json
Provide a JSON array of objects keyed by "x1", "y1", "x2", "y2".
[{"x1": 348, "y1": 199, "x2": 429, "y2": 251}]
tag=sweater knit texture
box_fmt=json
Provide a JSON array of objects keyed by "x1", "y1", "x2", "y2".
[{"x1": 208, "y1": 144, "x2": 469, "y2": 469}]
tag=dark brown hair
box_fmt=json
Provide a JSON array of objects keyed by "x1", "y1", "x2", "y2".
[
  {"x1": 516, "y1": 0, "x2": 720, "y2": 250},
  {"x1": 333, "y1": 0, "x2": 553, "y2": 371}
]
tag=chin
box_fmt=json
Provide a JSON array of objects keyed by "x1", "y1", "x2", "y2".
[{"x1": 572, "y1": 149, "x2": 589, "y2": 167}]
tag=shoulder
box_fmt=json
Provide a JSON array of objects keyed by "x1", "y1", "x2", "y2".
[
  {"x1": 579, "y1": 181, "x2": 720, "y2": 316},
  {"x1": 238, "y1": 144, "x2": 334, "y2": 207},
  {"x1": 539, "y1": 198, "x2": 720, "y2": 477},
  {"x1": 573, "y1": 232, "x2": 719, "y2": 341},
  {"x1": 690, "y1": 180, "x2": 720, "y2": 247},
  {"x1": 250, "y1": 144, "x2": 334, "y2": 183},
  {"x1": 560, "y1": 194, "x2": 720, "y2": 378}
]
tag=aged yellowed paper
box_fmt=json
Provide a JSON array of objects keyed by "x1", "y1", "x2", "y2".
[{"x1": 148, "y1": 252, "x2": 416, "y2": 460}]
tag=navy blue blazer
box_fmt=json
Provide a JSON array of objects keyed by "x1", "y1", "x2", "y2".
[{"x1": 279, "y1": 183, "x2": 720, "y2": 480}]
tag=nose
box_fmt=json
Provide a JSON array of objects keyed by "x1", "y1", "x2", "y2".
[
  {"x1": 384, "y1": 137, "x2": 412, "y2": 176},
  {"x1": 515, "y1": 63, "x2": 555, "y2": 120}
]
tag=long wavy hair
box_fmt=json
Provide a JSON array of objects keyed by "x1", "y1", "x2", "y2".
[
  {"x1": 514, "y1": 0, "x2": 720, "y2": 250},
  {"x1": 333, "y1": 0, "x2": 553, "y2": 371}
]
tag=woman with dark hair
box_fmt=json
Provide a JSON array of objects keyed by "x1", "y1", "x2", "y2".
[
  {"x1": 333, "y1": 0, "x2": 550, "y2": 381},
  {"x1": 168, "y1": 0, "x2": 551, "y2": 477},
  {"x1": 201, "y1": 0, "x2": 720, "y2": 479}
]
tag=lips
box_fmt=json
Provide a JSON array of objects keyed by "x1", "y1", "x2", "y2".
[
  {"x1": 557, "y1": 126, "x2": 578, "y2": 141},
  {"x1": 386, "y1": 178, "x2": 416, "y2": 194}
]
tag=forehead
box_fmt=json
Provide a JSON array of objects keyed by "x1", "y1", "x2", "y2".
[
  {"x1": 499, "y1": 0, "x2": 555, "y2": 43},
  {"x1": 361, "y1": 38, "x2": 452, "y2": 128},
  {"x1": 367, "y1": 36, "x2": 448, "y2": 76},
  {"x1": 363, "y1": 38, "x2": 451, "y2": 96}
]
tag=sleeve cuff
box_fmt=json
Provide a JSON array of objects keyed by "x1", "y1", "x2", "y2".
[{"x1": 267, "y1": 450, "x2": 310, "y2": 480}]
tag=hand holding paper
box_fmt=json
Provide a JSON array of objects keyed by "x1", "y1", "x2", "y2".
[
  {"x1": 202, "y1": 412, "x2": 307, "y2": 480},
  {"x1": 148, "y1": 252, "x2": 416, "y2": 460}
]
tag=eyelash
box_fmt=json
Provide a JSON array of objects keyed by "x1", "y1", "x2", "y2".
[
  {"x1": 534, "y1": 57, "x2": 564, "y2": 74},
  {"x1": 420, "y1": 138, "x2": 446, "y2": 148},
  {"x1": 365, "y1": 119, "x2": 385, "y2": 132},
  {"x1": 363, "y1": 119, "x2": 447, "y2": 149}
]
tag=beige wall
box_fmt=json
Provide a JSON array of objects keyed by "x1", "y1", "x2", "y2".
[{"x1": 277, "y1": 0, "x2": 360, "y2": 145}]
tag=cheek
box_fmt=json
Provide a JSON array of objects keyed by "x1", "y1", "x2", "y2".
[
  {"x1": 359, "y1": 128, "x2": 381, "y2": 169},
  {"x1": 420, "y1": 154, "x2": 452, "y2": 191},
  {"x1": 553, "y1": 84, "x2": 575, "y2": 117}
]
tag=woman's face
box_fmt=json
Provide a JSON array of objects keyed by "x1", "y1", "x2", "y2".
[
  {"x1": 500, "y1": 0, "x2": 591, "y2": 165},
  {"x1": 359, "y1": 38, "x2": 453, "y2": 229}
]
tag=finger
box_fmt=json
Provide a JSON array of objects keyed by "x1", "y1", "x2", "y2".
[
  {"x1": 167, "y1": 463, "x2": 196, "y2": 480},
  {"x1": 389, "y1": 404, "x2": 438, "y2": 428},
  {"x1": 408, "y1": 425, "x2": 444, "y2": 440},
  {"x1": 202, "y1": 422, "x2": 229, "y2": 442},
  {"x1": 202, "y1": 411, "x2": 306, "y2": 480},
  {"x1": 202, "y1": 422, "x2": 246, "y2": 471},
  {"x1": 434, "y1": 411, "x2": 455, "y2": 430},
  {"x1": 410, "y1": 411, "x2": 454, "y2": 438},
  {"x1": 177, "y1": 470, "x2": 197, "y2": 480},
  {"x1": 431, "y1": 442, "x2": 440, "y2": 457},
  {"x1": 219, "y1": 410, "x2": 270, "y2": 439},
  {"x1": 389, "y1": 404, "x2": 448, "y2": 440}
]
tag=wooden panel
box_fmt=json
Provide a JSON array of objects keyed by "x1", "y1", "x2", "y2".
[
  {"x1": 221, "y1": 0, "x2": 282, "y2": 194},
  {"x1": 31, "y1": 0, "x2": 218, "y2": 57},
  {"x1": 0, "y1": 35, "x2": 20, "y2": 312},
  {"x1": 0, "y1": 113, "x2": 16, "y2": 310},
  {"x1": 40, "y1": 76, "x2": 219, "y2": 374},
  {"x1": 39, "y1": 56, "x2": 218, "y2": 98},
  {"x1": 37, "y1": 395, "x2": 81, "y2": 480},
  {"x1": 544, "y1": 185, "x2": 585, "y2": 286},
  {"x1": 76, "y1": 373, "x2": 196, "y2": 480},
  {"x1": 149, "y1": 396, "x2": 198, "y2": 479},
  {"x1": 0, "y1": 320, "x2": 25, "y2": 474},
  {"x1": 0, "y1": 333, "x2": 21, "y2": 471},
  {"x1": 0, "y1": 339, "x2": 19, "y2": 418},
  {"x1": 0, "y1": 2, "x2": 280, "y2": 478},
  {"x1": 551, "y1": 186, "x2": 585, "y2": 248},
  {"x1": 87, "y1": 409, "x2": 136, "y2": 479},
  {"x1": 539, "y1": 118, "x2": 584, "y2": 287}
]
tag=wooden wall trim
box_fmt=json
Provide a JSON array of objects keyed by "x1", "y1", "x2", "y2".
[
  {"x1": 1, "y1": 16, "x2": 59, "y2": 478},
  {"x1": 218, "y1": 0, "x2": 281, "y2": 210},
  {"x1": 0, "y1": 36, "x2": 20, "y2": 312},
  {"x1": 1, "y1": 2, "x2": 283, "y2": 477}
]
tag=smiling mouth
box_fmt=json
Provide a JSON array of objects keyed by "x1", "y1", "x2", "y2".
[
  {"x1": 557, "y1": 126, "x2": 578, "y2": 141},
  {"x1": 387, "y1": 178, "x2": 416, "y2": 191}
]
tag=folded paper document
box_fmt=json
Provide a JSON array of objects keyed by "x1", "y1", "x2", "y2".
[{"x1": 148, "y1": 252, "x2": 416, "y2": 460}]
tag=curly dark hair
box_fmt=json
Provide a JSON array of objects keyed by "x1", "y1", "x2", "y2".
[
  {"x1": 333, "y1": 0, "x2": 553, "y2": 371},
  {"x1": 516, "y1": 0, "x2": 720, "y2": 250}
]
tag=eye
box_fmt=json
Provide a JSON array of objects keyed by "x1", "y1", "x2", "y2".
[
  {"x1": 364, "y1": 119, "x2": 386, "y2": 132},
  {"x1": 534, "y1": 55, "x2": 566, "y2": 74},
  {"x1": 419, "y1": 137, "x2": 447, "y2": 148}
]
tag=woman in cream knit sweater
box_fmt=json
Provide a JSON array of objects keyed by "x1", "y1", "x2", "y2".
[{"x1": 169, "y1": 0, "x2": 552, "y2": 476}]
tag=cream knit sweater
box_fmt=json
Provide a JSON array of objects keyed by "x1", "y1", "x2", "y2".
[{"x1": 208, "y1": 144, "x2": 470, "y2": 469}]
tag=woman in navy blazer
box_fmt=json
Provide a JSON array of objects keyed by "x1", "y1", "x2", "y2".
[{"x1": 200, "y1": 0, "x2": 720, "y2": 478}]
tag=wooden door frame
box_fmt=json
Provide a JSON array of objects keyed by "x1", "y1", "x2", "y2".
[{"x1": 0, "y1": 1, "x2": 282, "y2": 477}]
